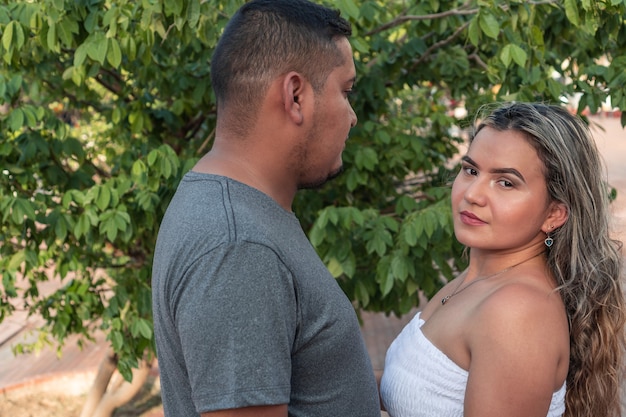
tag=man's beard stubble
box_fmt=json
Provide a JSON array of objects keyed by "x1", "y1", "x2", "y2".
[{"x1": 297, "y1": 165, "x2": 344, "y2": 190}]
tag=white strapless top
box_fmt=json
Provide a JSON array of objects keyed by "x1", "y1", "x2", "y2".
[{"x1": 380, "y1": 312, "x2": 566, "y2": 417}]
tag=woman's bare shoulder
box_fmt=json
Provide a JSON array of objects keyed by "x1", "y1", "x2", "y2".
[
  {"x1": 468, "y1": 274, "x2": 569, "y2": 366},
  {"x1": 463, "y1": 277, "x2": 569, "y2": 417},
  {"x1": 476, "y1": 275, "x2": 566, "y2": 334}
]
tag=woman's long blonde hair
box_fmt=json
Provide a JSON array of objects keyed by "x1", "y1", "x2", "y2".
[{"x1": 475, "y1": 102, "x2": 625, "y2": 417}]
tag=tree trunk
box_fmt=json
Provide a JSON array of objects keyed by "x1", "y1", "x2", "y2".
[{"x1": 79, "y1": 348, "x2": 153, "y2": 417}]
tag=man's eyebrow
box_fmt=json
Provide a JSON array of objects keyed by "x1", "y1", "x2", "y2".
[
  {"x1": 461, "y1": 155, "x2": 526, "y2": 182},
  {"x1": 461, "y1": 155, "x2": 477, "y2": 166}
]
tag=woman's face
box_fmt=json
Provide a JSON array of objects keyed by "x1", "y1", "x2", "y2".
[{"x1": 451, "y1": 126, "x2": 554, "y2": 252}]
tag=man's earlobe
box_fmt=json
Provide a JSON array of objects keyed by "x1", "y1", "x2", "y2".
[{"x1": 283, "y1": 71, "x2": 305, "y2": 124}]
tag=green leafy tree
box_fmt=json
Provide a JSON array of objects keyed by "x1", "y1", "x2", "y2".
[{"x1": 1, "y1": 0, "x2": 625, "y2": 407}]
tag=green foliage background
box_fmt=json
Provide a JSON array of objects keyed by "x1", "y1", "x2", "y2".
[{"x1": 1, "y1": 0, "x2": 625, "y2": 378}]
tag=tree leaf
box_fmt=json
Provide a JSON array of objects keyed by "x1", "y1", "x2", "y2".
[
  {"x1": 380, "y1": 270, "x2": 394, "y2": 297},
  {"x1": 96, "y1": 186, "x2": 111, "y2": 211},
  {"x1": 58, "y1": 19, "x2": 77, "y2": 47},
  {"x1": 500, "y1": 44, "x2": 512, "y2": 67},
  {"x1": 136, "y1": 319, "x2": 153, "y2": 339},
  {"x1": 2, "y1": 19, "x2": 14, "y2": 50},
  {"x1": 107, "y1": 38, "x2": 122, "y2": 68},
  {"x1": 55, "y1": 215, "x2": 68, "y2": 240},
  {"x1": 8, "y1": 108, "x2": 24, "y2": 131},
  {"x1": 74, "y1": 43, "x2": 88, "y2": 67},
  {"x1": 46, "y1": 20, "x2": 59, "y2": 52},
  {"x1": 187, "y1": 0, "x2": 200, "y2": 28},
  {"x1": 5, "y1": 20, "x2": 24, "y2": 51},
  {"x1": 75, "y1": 213, "x2": 90, "y2": 239},
  {"x1": 337, "y1": 0, "x2": 360, "y2": 20},
  {"x1": 564, "y1": 0, "x2": 581, "y2": 27},
  {"x1": 15, "y1": 198, "x2": 36, "y2": 221},
  {"x1": 391, "y1": 254, "x2": 409, "y2": 282},
  {"x1": 327, "y1": 257, "x2": 343, "y2": 278},
  {"x1": 509, "y1": 44, "x2": 527, "y2": 67},
  {"x1": 86, "y1": 33, "x2": 108, "y2": 64},
  {"x1": 355, "y1": 281, "x2": 370, "y2": 307},
  {"x1": 7, "y1": 250, "x2": 25, "y2": 271},
  {"x1": 468, "y1": 18, "x2": 480, "y2": 46},
  {"x1": 479, "y1": 11, "x2": 500, "y2": 40}
]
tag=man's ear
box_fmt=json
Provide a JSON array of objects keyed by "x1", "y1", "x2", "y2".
[
  {"x1": 542, "y1": 201, "x2": 568, "y2": 233},
  {"x1": 283, "y1": 71, "x2": 305, "y2": 125}
]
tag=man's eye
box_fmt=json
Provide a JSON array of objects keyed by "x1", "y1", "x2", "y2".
[{"x1": 463, "y1": 166, "x2": 477, "y2": 176}]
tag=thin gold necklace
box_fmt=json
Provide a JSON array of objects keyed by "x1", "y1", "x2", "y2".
[{"x1": 441, "y1": 253, "x2": 542, "y2": 305}]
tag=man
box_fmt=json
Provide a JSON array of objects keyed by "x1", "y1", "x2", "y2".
[{"x1": 151, "y1": 1, "x2": 380, "y2": 416}]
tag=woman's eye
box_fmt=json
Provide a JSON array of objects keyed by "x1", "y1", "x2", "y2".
[{"x1": 497, "y1": 179, "x2": 514, "y2": 188}]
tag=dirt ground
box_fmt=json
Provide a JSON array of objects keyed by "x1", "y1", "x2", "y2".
[{"x1": 0, "y1": 380, "x2": 164, "y2": 417}]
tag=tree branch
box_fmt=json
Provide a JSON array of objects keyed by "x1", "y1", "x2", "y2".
[
  {"x1": 365, "y1": 2, "x2": 476, "y2": 36},
  {"x1": 97, "y1": 67, "x2": 137, "y2": 102},
  {"x1": 410, "y1": 21, "x2": 471, "y2": 72},
  {"x1": 197, "y1": 126, "x2": 216, "y2": 155},
  {"x1": 469, "y1": 52, "x2": 489, "y2": 71},
  {"x1": 364, "y1": 0, "x2": 559, "y2": 37}
]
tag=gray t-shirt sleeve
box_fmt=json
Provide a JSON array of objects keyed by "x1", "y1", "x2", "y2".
[{"x1": 173, "y1": 241, "x2": 297, "y2": 414}]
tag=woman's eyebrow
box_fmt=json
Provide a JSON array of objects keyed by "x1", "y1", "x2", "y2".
[{"x1": 462, "y1": 155, "x2": 526, "y2": 182}]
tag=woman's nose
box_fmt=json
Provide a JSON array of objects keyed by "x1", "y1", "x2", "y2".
[{"x1": 464, "y1": 178, "x2": 488, "y2": 206}]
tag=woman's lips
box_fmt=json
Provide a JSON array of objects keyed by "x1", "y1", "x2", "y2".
[{"x1": 460, "y1": 210, "x2": 487, "y2": 226}]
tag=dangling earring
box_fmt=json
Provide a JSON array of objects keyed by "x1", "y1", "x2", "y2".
[{"x1": 544, "y1": 225, "x2": 554, "y2": 247}]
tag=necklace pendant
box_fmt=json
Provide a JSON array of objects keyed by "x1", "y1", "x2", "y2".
[{"x1": 441, "y1": 295, "x2": 451, "y2": 305}]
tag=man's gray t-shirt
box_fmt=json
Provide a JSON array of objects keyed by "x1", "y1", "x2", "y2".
[{"x1": 152, "y1": 173, "x2": 380, "y2": 416}]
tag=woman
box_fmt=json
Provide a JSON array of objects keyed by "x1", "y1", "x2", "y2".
[{"x1": 380, "y1": 102, "x2": 625, "y2": 417}]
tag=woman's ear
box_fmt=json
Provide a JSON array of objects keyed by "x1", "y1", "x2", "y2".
[
  {"x1": 283, "y1": 71, "x2": 305, "y2": 125},
  {"x1": 542, "y1": 201, "x2": 568, "y2": 233}
]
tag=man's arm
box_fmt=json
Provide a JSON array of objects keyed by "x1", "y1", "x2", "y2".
[{"x1": 202, "y1": 404, "x2": 288, "y2": 417}]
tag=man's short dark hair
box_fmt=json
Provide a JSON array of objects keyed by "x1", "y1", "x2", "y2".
[{"x1": 210, "y1": 0, "x2": 352, "y2": 116}]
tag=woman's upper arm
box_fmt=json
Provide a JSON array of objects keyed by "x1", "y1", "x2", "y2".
[{"x1": 463, "y1": 285, "x2": 568, "y2": 417}]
